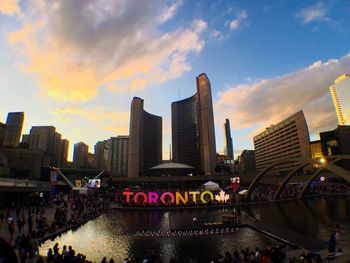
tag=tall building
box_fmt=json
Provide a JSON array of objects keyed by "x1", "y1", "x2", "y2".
[
  {"x1": 29, "y1": 126, "x2": 56, "y2": 166},
  {"x1": 28, "y1": 126, "x2": 68, "y2": 167},
  {"x1": 0, "y1": 122, "x2": 6, "y2": 146},
  {"x1": 3, "y1": 112, "x2": 24, "y2": 147},
  {"x1": 224, "y1": 119, "x2": 234, "y2": 160},
  {"x1": 94, "y1": 140, "x2": 109, "y2": 170},
  {"x1": 108, "y1": 136, "x2": 129, "y2": 177},
  {"x1": 73, "y1": 142, "x2": 89, "y2": 168},
  {"x1": 128, "y1": 97, "x2": 162, "y2": 177},
  {"x1": 240, "y1": 150, "x2": 256, "y2": 174},
  {"x1": 172, "y1": 73, "x2": 217, "y2": 175},
  {"x1": 330, "y1": 74, "x2": 350, "y2": 125},
  {"x1": 58, "y1": 139, "x2": 69, "y2": 167},
  {"x1": 253, "y1": 110, "x2": 311, "y2": 174}
]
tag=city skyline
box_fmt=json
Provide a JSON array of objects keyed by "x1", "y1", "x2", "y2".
[{"x1": 1, "y1": 0, "x2": 350, "y2": 160}]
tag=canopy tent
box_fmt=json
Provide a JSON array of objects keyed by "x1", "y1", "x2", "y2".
[{"x1": 202, "y1": 181, "x2": 220, "y2": 191}]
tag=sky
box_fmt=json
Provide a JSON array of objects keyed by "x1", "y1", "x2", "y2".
[{"x1": 0, "y1": 0, "x2": 350, "y2": 161}]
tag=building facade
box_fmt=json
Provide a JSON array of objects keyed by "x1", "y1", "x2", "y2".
[
  {"x1": 224, "y1": 119, "x2": 234, "y2": 160},
  {"x1": 319, "y1": 125, "x2": 350, "y2": 156},
  {"x1": 108, "y1": 136, "x2": 129, "y2": 177},
  {"x1": 0, "y1": 147, "x2": 43, "y2": 179},
  {"x1": 0, "y1": 122, "x2": 6, "y2": 147},
  {"x1": 240, "y1": 150, "x2": 256, "y2": 174},
  {"x1": 3, "y1": 112, "x2": 24, "y2": 147},
  {"x1": 310, "y1": 140, "x2": 323, "y2": 159},
  {"x1": 58, "y1": 139, "x2": 69, "y2": 167},
  {"x1": 172, "y1": 73, "x2": 217, "y2": 175},
  {"x1": 73, "y1": 142, "x2": 89, "y2": 168},
  {"x1": 128, "y1": 97, "x2": 162, "y2": 177},
  {"x1": 94, "y1": 140, "x2": 109, "y2": 170},
  {"x1": 253, "y1": 110, "x2": 311, "y2": 174},
  {"x1": 330, "y1": 74, "x2": 350, "y2": 125}
]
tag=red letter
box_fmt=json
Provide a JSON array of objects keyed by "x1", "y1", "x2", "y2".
[
  {"x1": 123, "y1": 191, "x2": 133, "y2": 203},
  {"x1": 148, "y1": 192, "x2": 159, "y2": 204},
  {"x1": 134, "y1": 192, "x2": 148, "y2": 204}
]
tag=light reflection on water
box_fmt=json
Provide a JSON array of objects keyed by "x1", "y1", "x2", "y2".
[
  {"x1": 39, "y1": 196, "x2": 350, "y2": 262},
  {"x1": 39, "y1": 210, "x2": 275, "y2": 262}
]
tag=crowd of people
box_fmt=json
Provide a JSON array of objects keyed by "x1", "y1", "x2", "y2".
[{"x1": 0, "y1": 192, "x2": 111, "y2": 263}]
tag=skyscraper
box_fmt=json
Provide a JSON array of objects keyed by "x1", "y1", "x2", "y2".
[
  {"x1": 330, "y1": 74, "x2": 350, "y2": 125},
  {"x1": 172, "y1": 73, "x2": 217, "y2": 175},
  {"x1": 58, "y1": 139, "x2": 69, "y2": 167},
  {"x1": 253, "y1": 110, "x2": 311, "y2": 174},
  {"x1": 3, "y1": 112, "x2": 24, "y2": 147},
  {"x1": 29, "y1": 126, "x2": 56, "y2": 166},
  {"x1": 73, "y1": 142, "x2": 89, "y2": 168},
  {"x1": 128, "y1": 97, "x2": 162, "y2": 177},
  {"x1": 224, "y1": 119, "x2": 234, "y2": 160},
  {"x1": 108, "y1": 136, "x2": 129, "y2": 177},
  {"x1": 94, "y1": 140, "x2": 109, "y2": 170}
]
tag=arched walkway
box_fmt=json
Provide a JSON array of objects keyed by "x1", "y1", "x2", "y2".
[{"x1": 246, "y1": 155, "x2": 350, "y2": 201}]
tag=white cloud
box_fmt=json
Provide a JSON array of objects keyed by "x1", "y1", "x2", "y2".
[
  {"x1": 7, "y1": 0, "x2": 206, "y2": 101},
  {"x1": 296, "y1": 2, "x2": 330, "y2": 24},
  {"x1": 215, "y1": 53, "x2": 350, "y2": 140},
  {"x1": 157, "y1": 0, "x2": 182, "y2": 23},
  {"x1": 229, "y1": 9, "x2": 248, "y2": 30},
  {"x1": 210, "y1": 28, "x2": 224, "y2": 40}
]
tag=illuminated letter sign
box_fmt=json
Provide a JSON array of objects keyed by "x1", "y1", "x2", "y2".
[
  {"x1": 121, "y1": 190, "x2": 228, "y2": 206},
  {"x1": 123, "y1": 191, "x2": 134, "y2": 203},
  {"x1": 148, "y1": 192, "x2": 159, "y2": 204},
  {"x1": 160, "y1": 192, "x2": 175, "y2": 204},
  {"x1": 189, "y1": 191, "x2": 200, "y2": 203},
  {"x1": 200, "y1": 191, "x2": 214, "y2": 204},
  {"x1": 175, "y1": 192, "x2": 188, "y2": 205},
  {"x1": 134, "y1": 192, "x2": 148, "y2": 204}
]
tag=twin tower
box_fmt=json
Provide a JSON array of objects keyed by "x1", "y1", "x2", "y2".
[{"x1": 128, "y1": 73, "x2": 217, "y2": 177}]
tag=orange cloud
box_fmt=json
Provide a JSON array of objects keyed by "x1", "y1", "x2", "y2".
[
  {"x1": 7, "y1": 0, "x2": 206, "y2": 102},
  {"x1": 0, "y1": 0, "x2": 20, "y2": 16},
  {"x1": 50, "y1": 106, "x2": 130, "y2": 135}
]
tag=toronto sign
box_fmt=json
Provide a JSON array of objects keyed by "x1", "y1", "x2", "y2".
[{"x1": 122, "y1": 190, "x2": 230, "y2": 205}]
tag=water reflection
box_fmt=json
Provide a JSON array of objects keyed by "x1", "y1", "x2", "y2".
[
  {"x1": 39, "y1": 196, "x2": 350, "y2": 262},
  {"x1": 39, "y1": 210, "x2": 275, "y2": 262}
]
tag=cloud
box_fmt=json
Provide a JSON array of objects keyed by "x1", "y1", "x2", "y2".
[
  {"x1": 214, "y1": 52, "x2": 350, "y2": 140},
  {"x1": 296, "y1": 2, "x2": 330, "y2": 24},
  {"x1": 157, "y1": 0, "x2": 182, "y2": 23},
  {"x1": 0, "y1": 0, "x2": 20, "y2": 16},
  {"x1": 229, "y1": 9, "x2": 248, "y2": 30},
  {"x1": 7, "y1": 0, "x2": 206, "y2": 102},
  {"x1": 50, "y1": 106, "x2": 130, "y2": 135}
]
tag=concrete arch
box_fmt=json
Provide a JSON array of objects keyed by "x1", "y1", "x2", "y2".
[
  {"x1": 245, "y1": 157, "x2": 303, "y2": 201},
  {"x1": 273, "y1": 157, "x2": 340, "y2": 200},
  {"x1": 246, "y1": 155, "x2": 350, "y2": 201},
  {"x1": 273, "y1": 161, "x2": 311, "y2": 200},
  {"x1": 300, "y1": 156, "x2": 350, "y2": 197}
]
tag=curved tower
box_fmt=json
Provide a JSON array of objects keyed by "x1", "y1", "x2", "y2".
[
  {"x1": 172, "y1": 73, "x2": 217, "y2": 175},
  {"x1": 128, "y1": 97, "x2": 162, "y2": 177}
]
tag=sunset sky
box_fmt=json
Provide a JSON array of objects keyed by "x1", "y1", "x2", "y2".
[{"x1": 1, "y1": 0, "x2": 350, "y2": 161}]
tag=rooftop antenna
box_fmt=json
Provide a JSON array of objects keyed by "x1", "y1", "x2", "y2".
[{"x1": 178, "y1": 87, "x2": 180, "y2": 100}]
